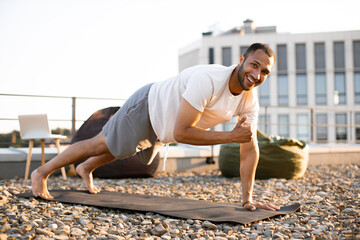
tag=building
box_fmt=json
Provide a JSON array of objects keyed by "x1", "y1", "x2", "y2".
[{"x1": 178, "y1": 19, "x2": 360, "y2": 143}]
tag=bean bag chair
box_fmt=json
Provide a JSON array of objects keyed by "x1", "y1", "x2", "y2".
[
  {"x1": 71, "y1": 107, "x2": 160, "y2": 178},
  {"x1": 219, "y1": 130, "x2": 309, "y2": 179}
]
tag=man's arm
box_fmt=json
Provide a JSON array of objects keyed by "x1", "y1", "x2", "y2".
[
  {"x1": 240, "y1": 128, "x2": 280, "y2": 211},
  {"x1": 175, "y1": 97, "x2": 279, "y2": 210},
  {"x1": 173, "y1": 98, "x2": 252, "y2": 145}
]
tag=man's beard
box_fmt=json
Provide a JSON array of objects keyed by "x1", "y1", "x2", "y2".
[{"x1": 237, "y1": 63, "x2": 248, "y2": 91}]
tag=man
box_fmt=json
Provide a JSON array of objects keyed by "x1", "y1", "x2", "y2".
[{"x1": 31, "y1": 43, "x2": 279, "y2": 211}]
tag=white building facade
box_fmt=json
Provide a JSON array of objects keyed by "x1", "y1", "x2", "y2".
[{"x1": 179, "y1": 20, "x2": 360, "y2": 143}]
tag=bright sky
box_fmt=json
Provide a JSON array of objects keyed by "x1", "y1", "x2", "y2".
[{"x1": 1, "y1": 0, "x2": 360, "y2": 133}]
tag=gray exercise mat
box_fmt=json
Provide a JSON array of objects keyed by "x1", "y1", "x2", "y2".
[{"x1": 18, "y1": 190, "x2": 300, "y2": 225}]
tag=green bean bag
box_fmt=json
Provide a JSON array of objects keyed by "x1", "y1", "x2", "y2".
[{"x1": 219, "y1": 130, "x2": 309, "y2": 179}]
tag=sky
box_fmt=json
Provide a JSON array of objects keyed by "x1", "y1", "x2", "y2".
[{"x1": 1, "y1": 0, "x2": 360, "y2": 133}]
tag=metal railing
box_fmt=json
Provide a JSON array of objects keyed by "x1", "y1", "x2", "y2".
[
  {"x1": 1, "y1": 93, "x2": 360, "y2": 147},
  {"x1": 259, "y1": 105, "x2": 360, "y2": 143},
  {"x1": 0, "y1": 93, "x2": 126, "y2": 147}
]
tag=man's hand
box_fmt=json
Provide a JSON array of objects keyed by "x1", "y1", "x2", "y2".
[
  {"x1": 231, "y1": 116, "x2": 252, "y2": 143},
  {"x1": 242, "y1": 201, "x2": 280, "y2": 211}
]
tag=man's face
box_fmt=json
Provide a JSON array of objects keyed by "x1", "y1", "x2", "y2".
[{"x1": 238, "y1": 49, "x2": 275, "y2": 91}]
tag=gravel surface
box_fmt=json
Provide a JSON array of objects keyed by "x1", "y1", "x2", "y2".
[{"x1": 0, "y1": 164, "x2": 359, "y2": 240}]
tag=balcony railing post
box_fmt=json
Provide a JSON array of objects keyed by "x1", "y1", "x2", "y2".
[
  {"x1": 264, "y1": 106, "x2": 268, "y2": 134},
  {"x1": 72, "y1": 97, "x2": 76, "y2": 137},
  {"x1": 311, "y1": 108, "x2": 316, "y2": 142}
]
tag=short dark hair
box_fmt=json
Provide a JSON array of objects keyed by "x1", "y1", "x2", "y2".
[{"x1": 243, "y1": 43, "x2": 276, "y2": 62}]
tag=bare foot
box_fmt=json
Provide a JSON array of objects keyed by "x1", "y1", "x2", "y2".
[
  {"x1": 31, "y1": 169, "x2": 54, "y2": 200},
  {"x1": 76, "y1": 164, "x2": 100, "y2": 194}
]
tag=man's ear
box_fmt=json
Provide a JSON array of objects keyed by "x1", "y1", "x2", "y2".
[{"x1": 239, "y1": 54, "x2": 245, "y2": 64}]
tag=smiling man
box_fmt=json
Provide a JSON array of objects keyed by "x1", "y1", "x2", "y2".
[{"x1": 31, "y1": 43, "x2": 279, "y2": 211}]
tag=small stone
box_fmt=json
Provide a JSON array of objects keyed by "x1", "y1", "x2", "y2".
[
  {"x1": 60, "y1": 225, "x2": 70, "y2": 234},
  {"x1": 0, "y1": 224, "x2": 11, "y2": 232},
  {"x1": 49, "y1": 223, "x2": 58, "y2": 229},
  {"x1": 151, "y1": 223, "x2": 168, "y2": 236},
  {"x1": 54, "y1": 235, "x2": 68, "y2": 240},
  {"x1": 141, "y1": 220, "x2": 152, "y2": 225},
  {"x1": 107, "y1": 234, "x2": 122, "y2": 240},
  {"x1": 186, "y1": 219, "x2": 194, "y2": 224},
  {"x1": 337, "y1": 204, "x2": 346, "y2": 210},
  {"x1": 36, "y1": 228, "x2": 55, "y2": 237},
  {"x1": 311, "y1": 229, "x2": 322, "y2": 235},
  {"x1": 0, "y1": 196, "x2": 8, "y2": 204},
  {"x1": 5, "y1": 213, "x2": 16, "y2": 220},
  {"x1": 31, "y1": 221, "x2": 38, "y2": 227},
  {"x1": 317, "y1": 191, "x2": 327, "y2": 196},
  {"x1": 79, "y1": 219, "x2": 90, "y2": 225},
  {"x1": 19, "y1": 215, "x2": 29, "y2": 223},
  {"x1": 214, "y1": 237, "x2": 227, "y2": 240},
  {"x1": 248, "y1": 233, "x2": 259, "y2": 240},
  {"x1": 2, "y1": 191, "x2": 11, "y2": 197},
  {"x1": 202, "y1": 220, "x2": 218, "y2": 230},
  {"x1": 169, "y1": 228, "x2": 180, "y2": 234},
  {"x1": 0, "y1": 233, "x2": 7, "y2": 240},
  {"x1": 161, "y1": 234, "x2": 171, "y2": 240},
  {"x1": 21, "y1": 224, "x2": 33, "y2": 232},
  {"x1": 343, "y1": 208, "x2": 357, "y2": 214},
  {"x1": 316, "y1": 225, "x2": 327, "y2": 231},
  {"x1": 215, "y1": 231, "x2": 227, "y2": 237},
  {"x1": 264, "y1": 229, "x2": 273, "y2": 237},
  {"x1": 273, "y1": 233, "x2": 285, "y2": 239},
  {"x1": 71, "y1": 227, "x2": 85, "y2": 236}
]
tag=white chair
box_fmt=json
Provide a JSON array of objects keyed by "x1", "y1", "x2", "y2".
[{"x1": 18, "y1": 114, "x2": 67, "y2": 181}]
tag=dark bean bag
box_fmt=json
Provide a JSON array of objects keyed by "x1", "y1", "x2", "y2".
[
  {"x1": 219, "y1": 130, "x2": 309, "y2": 179},
  {"x1": 71, "y1": 107, "x2": 160, "y2": 178}
]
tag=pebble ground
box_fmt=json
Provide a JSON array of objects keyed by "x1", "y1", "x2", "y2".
[{"x1": 0, "y1": 164, "x2": 359, "y2": 240}]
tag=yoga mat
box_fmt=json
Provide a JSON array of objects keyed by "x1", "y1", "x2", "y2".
[{"x1": 18, "y1": 190, "x2": 300, "y2": 225}]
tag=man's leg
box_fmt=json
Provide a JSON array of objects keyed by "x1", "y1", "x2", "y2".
[
  {"x1": 75, "y1": 152, "x2": 116, "y2": 194},
  {"x1": 31, "y1": 132, "x2": 110, "y2": 199}
]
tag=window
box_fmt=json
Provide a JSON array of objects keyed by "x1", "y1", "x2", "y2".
[
  {"x1": 355, "y1": 113, "x2": 360, "y2": 141},
  {"x1": 316, "y1": 113, "x2": 328, "y2": 141},
  {"x1": 315, "y1": 73, "x2": 327, "y2": 105},
  {"x1": 333, "y1": 42, "x2": 346, "y2": 105},
  {"x1": 314, "y1": 43, "x2": 326, "y2": 71},
  {"x1": 297, "y1": 114, "x2": 309, "y2": 141},
  {"x1": 334, "y1": 42, "x2": 345, "y2": 70},
  {"x1": 259, "y1": 76, "x2": 270, "y2": 106},
  {"x1": 354, "y1": 41, "x2": 360, "y2": 104},
  {"x1": 354, "y1": 41, "x2": 360, "y2": 70},
  {"x1": 355, "y1": 73, "x2": 360, "y2": 104},
  {"x1": 277, "y1": 44, "x2": 288, "y2": 74},
  {"x1": 240, "y1": 46, "x2": 249, "y2": 55},
  {"x1": 208, "y1": 48, "x2": 214, "y2": 64},
  {"x1": 335, "y1": 73, "x2": 346, "y2": 104},
  {"x1": 296, "y1": 44, "x2": 306, "y2": 73},
  {"x1": 277, "y1": 44, "x2": 288, "y2": 106},
  {"x1": 278, "y1": 114, "x2": 289, "y2": 138},
  {"x1": 278, "y1": 75, "x2": 288, "y2": 106},
  {"x1": 259, "y1": 114, "x2": 270, "y2": 135},
  {"x1": 222, "y1": 47, "x2": 232, "y2": 66},
  {"x1": 335, "y1": 113, "x2": 347, "y2": 140},
  {"x1": 296, "y1": 74, "x2": 307, "y2": 105},
  {"x1": 295, "y1": 44, "x2": 307, "y2": 105},
  {"x1": 314, "y1": 43, "x2": 327, "y2": 105}
]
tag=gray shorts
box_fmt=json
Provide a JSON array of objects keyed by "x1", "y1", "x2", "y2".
[{"x1": 102, "y1": 83, "x2": 163, "y2": 165}]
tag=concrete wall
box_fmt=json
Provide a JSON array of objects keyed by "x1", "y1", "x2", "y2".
[{"x1": 1, "y1": 144, "x2": 359, "y2": 179}]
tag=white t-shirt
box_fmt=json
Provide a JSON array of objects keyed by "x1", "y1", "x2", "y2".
[{"x1": 148, "y1": 64, "x2": 259, "y2": 143}]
